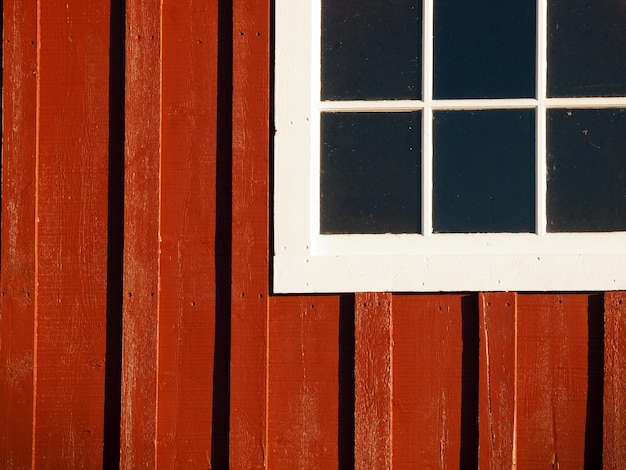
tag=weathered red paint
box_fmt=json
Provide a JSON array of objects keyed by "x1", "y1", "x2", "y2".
[
  {"x1": 479, "y1": 292, "x2": 516, "y2": 468},
  {"x1": 34, "y1": 0, "x2": 110, "y2": 465},
  {"x1": 122, "y1": 0, "x2": 161, "y2": 467},
  {"x1": 393, "y1": 294, "x2": 467, "y2": 467},
  {"x1": 516, "y1": 294, "x2": 589, "y2": 466},
  {"x1": 355, "y1": 292, "x2": 393, "y2": 469},
  {"x1": 156, "y1": 0, "x2": 219, "y2": 466},
  {"x1": 230, "y1": 0, "x2": 271, "y2": 467},
  {"x1": 0, "y1": 0, "x2": 38, "y2": 466},
  {"x1": 268, "y1": 296, "x2": 342, "y2": 467},
  {"x1": 604, "y1": 291, "x2": 626, "y2": 465}
]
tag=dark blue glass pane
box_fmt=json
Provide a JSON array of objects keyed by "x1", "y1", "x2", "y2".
[
  {"x1": 434, "y1": 0, "x2": 536, "y2": 99},
  {"x1": 548, "y1": 1, "x2": 626, "y2": 97},
  {"x1": 321, "y1": 112, "x2": 421, "y2": 234},
  {"x1": 547, "y1": 109, "x2": 626, "y2": 231},
  {"x1": 433, "y1": 110, "x2": 535, "y2": 233},
  {"x1": 321, "y1": 0, "x2": 422, "y2": 100}
]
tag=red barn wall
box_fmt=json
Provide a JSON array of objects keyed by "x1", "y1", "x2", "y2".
[{"x1": 1, "y1": 0, "x2": 625, "y2": 468}]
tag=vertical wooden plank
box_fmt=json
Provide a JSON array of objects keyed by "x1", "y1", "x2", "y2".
[
  {"x1": 0, "y1": 0, "x2": 38, "y2": 466},
  {"x1": 355, "y1": 292, "x2": 393, "y2": 469},
  {"x1": 604, "y1": 291, "x2": 626, "y2": 467},
  {"x1": 122, "y1": 0, "x2": 161, "y2": 467},
  {"x1": 516, "y1": 294, "x2": 588, "y2": 467},
  {"x1": 392, "y1": 294, "x2": 471, "y2": 467},
  {"x1": 230, "y1": 0, "x2": 270, "y2": 467},
  {"x1": 479, "y1": 292, "x2": 516, "y2": 468},
  {"x1": 34, "y1": 0, "x2": 110, "y2": 465},
  {"x1": 268, "y1": 296, "x2": 342, "y2": 468},
  {"x1": 156, "y1": 0, "x2": 218, "y2": 465}
]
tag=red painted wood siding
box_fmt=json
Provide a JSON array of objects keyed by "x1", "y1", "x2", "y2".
[
  {"x1": 122, "y1": 0, "x2": 161, "y2": 466},
  {"x1": 1, "y1": 0, "x2": 625, "y2": 468},
  {"x1": 2, "y1": 1, "x2": 110, "y2": 467},
  {"x1": 1, "y1": 0, "x2": 38, "y2": 464}
]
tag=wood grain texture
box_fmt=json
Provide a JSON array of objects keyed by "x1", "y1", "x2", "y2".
[
  {"x1": 268, "y1": 296, "x2": 342, "y2": 468},
  {"x1": 34, "y1": 0, "x2": 110, "y2": 465},
  {"x1": 0, "y1": 0, "x2": 38, "y2": 466},
  {"x1": 355, "y1": 292, "x2": 392, "y2": 469},
  {"x1": 516, "y1": 294, "x2": 589, "y2": 467},
  {"x1": 156, "y1": 0, "x2": 218, "y2": 465},
  {"x1": 604, "y1": 291, "x2": 626, "y2": 467},
  {"x1": 393, "y1": 294, "x2": 471, "y2": 468},
  {"x1": 2, "y1": 2, "x2": 619, "y2": 467},
  {"x1": 479, "y1": 292, "x2": 516, "y2": 468},
  {"x1": 230, "y1": 0, "x2": 270, "y2": 467},
  {"x1": 122, "y1": 0, "x2": 162, "y2": 467}
]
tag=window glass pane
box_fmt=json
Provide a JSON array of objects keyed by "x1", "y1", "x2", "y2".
[
  {"x1": 321, "y1": 0, "x2": 422, "y2": 100},
  {"x1": 547, "y1": 109, "x2": 626, "y2": 232},
  {"x1": 434, "y1": 0, "x2": 536, "y2": 99},
  {"x1": 321, "y1": 112, "x2": 421, "y2": 234},
  {"x1": 548, "y1": 1, "x2": 626, "y2": 97},
  {"x1": 433, "y1": 110, "x2": 535, "y2": 233}
]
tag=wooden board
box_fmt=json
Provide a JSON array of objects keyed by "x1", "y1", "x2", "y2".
[
  {"x1": 479, "y1": 292, "x2": 516, "y2": 468},
  {"x1": 230, "y1": 0, "x2": 271, "y2": 468},
  {"x1": 121, "y1": 0, "x2": 161, "y2": 467},
  {"x1": 33, "y1": 0, "x2": 110, "y2": 465},
  {"x1": 156, "y1": 0, "x2": 219, "y2": 466},
  {"x1": 0, "y1": 0, "x2": 38, "y2": 466},
  {"x1": 516, "y1": 294, "x2": 590, "y2": 467},
  {"x1": 268, "y1": 296, "x2": 343, "y2": 468},
  {"x1": 604, "y1": 291, "x2": 626, "y2": 466},
  {"x1": 355, "y1": 292, "x2": 393, "y2": 469},
  {"x1": 392, "y1": 294, "x2": 474, "y2": 467}
]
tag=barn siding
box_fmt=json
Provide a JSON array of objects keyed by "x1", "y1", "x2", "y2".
[
  {"x1": 230, "y1": 0, "x2": 270, "y2": 467},
  {"x1": 1, "y1": 0, "x2": 38, "y2": 465},
  {"x1": 516, "y1": 294, "x2": 591, "y2": 466},
  {"x1": 158, "y1": 0, "x2": 218, "y2": 466},
  {"x1": 35, "y1": 2, "x2": 110, "y2": 465},
  {"x1": 1, "y1": 0, "x2": 626, "y2": 468},
  {"x1": 2, "y1": 0, "x2": 110, "y2": 467},
  {"x1": 479, "y1": 293, "x2": 516, "y2": 467},
  {"x1": 604, "y1": 291, "x2": 626, "y2": 466},
  {"x1": 121, "y1": 0, "x2": 161, "y2": 467}
]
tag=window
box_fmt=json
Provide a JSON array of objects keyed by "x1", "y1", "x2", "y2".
[{"x1": 274, "y1": 0, "x2": 626, "y2": 293}]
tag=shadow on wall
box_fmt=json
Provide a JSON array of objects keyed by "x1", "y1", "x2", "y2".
[
  {"x1": 460, "y1": 294, "x2": 479, "y2": 469},
  {"x1": 212, "y1": 0, "x2": 234, "y2": 466},
  {"x1": 585, "y1": 293, "x2": 604, "y2": 467},
  {"x1": 103, "y1": 0, "x2": 125, "y2": 466}
]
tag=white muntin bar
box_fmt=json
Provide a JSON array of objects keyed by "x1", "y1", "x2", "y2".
[
  {"x1": 319, "y1": 100, "x2": 424, "y2": 112},
  {"x1": 545, "y1": 97, "x2": 626, "y2": 108},
  {"x1": 536, "y1": 106, "x2": 547, "y2": 236},
  {"x1": 422, "y1": 105, "x2": 433, "y2": 236},
  {"x1": 319, "y1": 96, "x2": 626, "y2": 113},
  {"x1": 422, "y1": 0, "x2": 434, "y2": 236},
  {"x1": 319, "y1": 98, "x2": 540, "y2": 112},
  {"x1": 431, "y1": 99, "x2": 537, "y2": 110},
  {"x1": 536, "y1": 0, "x2": 548, "y2": 236}
]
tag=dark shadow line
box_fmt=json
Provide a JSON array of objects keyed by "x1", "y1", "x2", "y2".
[
  {"x1": 211, "y1": 0, "x2": 233, "y2": 466},
  {"x1": 460, "y1": 294, "x2": 479, "y2": 469},
  {"x1": 102, "y1": 0, "x2": 125, "y2": 467},
  {"x1": 338, "y1": 294, "x2": 355, "y2": 469},
  {"x1": 584, "y1": 293, "x2": 604, "y2": 469}
]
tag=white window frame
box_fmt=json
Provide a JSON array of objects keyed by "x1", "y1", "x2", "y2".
[{"x1": 273, "y1": 0, "x2": 626, "y2": 293}]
